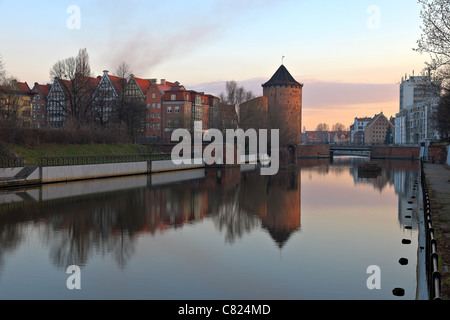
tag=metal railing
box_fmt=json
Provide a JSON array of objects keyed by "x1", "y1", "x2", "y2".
[
  {"x1": 0, "y1": 157, "x2": 24, "y2": 168},
  {"x1": 421, "y1": 160, "x2": 442, "y2": 300},
  {"x1": 38, "y1": 154, "x2": 171, "y2": 167}
]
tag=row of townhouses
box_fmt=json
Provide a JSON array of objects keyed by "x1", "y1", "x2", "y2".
[{"x1": 0, "y1": 71, "x2": 238, "y2": 143}]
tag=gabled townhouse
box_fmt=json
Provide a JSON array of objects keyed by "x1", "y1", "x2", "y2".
[
  {"x1": 0, "y1": 80, "x2": 35, "y2": 127},
  {"x1": 162, "y1": 86, "x2": 193, "y2": 143},
  {"x1": 92, "y1": 70, "x2": 127, "y2": 125},
  {"x1": 145, "y1": 79, "x2": 179, "y2": 140},
  {"x1": 47, "y1": 76, "x2": 100, "y2": 129},
  {"x1": 30, "y1": 82, "x2": 51, "y2": 128},
  {"x1": 350, "y1": 117, "x2": 372, "y2": 145},
  {"x1": 123, "y1": 74, "x2": 150, "y2": 102},
  {"x1": 364, "y1": 112, "x2": 395, "y2": 145}
]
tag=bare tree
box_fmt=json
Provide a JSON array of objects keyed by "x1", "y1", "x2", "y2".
[
  {"x1": 432, "y1": 92, "x2": 450, "y2": 141},
  {"x1": 332, "y1": 122, "x2": 346, "y2": 131},
  {"x1": 49, "y1": 48, "x2": 96, "y2": 127},
  {"x1": 122, "y1": 99, "x2": 147, "y2": 143},
  {"x1": 0, "y1": 78, "x2": 23, "y2": 128},
  {"x1": 0, "y1": 55, "x2": 6, "y2": 85},
  {"x1": 219, "y1": 81, "x2": 256, "y2": 106},
  {"x1": 416, "y1": 0, "x2": 450, "y2": 92},
  {"x1": 316, "y1": 123, "x2": 329, "y2": 131},
  {"x1": 112, "y1": 62, "x2": 132, "y2": 126}
]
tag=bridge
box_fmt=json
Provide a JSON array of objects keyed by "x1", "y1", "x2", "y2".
[{"x1": 330, "y1": 146, "x2": 371, "y2": 157}]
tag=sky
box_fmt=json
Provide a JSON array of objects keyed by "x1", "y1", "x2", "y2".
[{"x1": 0, "y1": 0, "x2": 428, "y2": 130}]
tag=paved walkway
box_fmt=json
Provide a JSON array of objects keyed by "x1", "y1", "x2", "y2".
[{"x1": 423, "y1": 163, "x2": 450, "y2": 300}]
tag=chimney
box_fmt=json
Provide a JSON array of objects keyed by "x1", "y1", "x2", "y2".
[
  {"x1": 103, "y1": 70, "x2": 109, "y2": 75},
  {"x1": 149, "y1": 79, "x2": 157, "y2": 84},
  {"x1": 161, "y1": 79, "x2": 166, "y2": 85}
]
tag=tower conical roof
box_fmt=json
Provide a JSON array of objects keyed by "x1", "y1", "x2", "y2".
[{"x1": 262, "y1": 65, "x2": 302, "y2": 87}]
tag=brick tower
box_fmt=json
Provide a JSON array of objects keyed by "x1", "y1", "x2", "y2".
[{"x1": 262, "y1": 65, "x2": 303, "y2": 164}]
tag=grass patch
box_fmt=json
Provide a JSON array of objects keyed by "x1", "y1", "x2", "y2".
[{"x1": 12, "y1": 144, "x2": 144, "y2": 165}]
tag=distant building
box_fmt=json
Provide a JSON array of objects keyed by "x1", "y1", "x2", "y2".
[
  {"x1": 364, "y1": 112, "x2": 395, "y2": 145},
  {"x1": 350, "y1": 117, "x2": 372, "y2": 145},
  {"x1": 262, "y1": 65, "x2": 303, "y2": 148},
  {"x1": 395, "y1": 74, "x2": 441, "y2": 145},
  {"x1": 302, "y1": 131, "x2": 329, "y2": 145},
  {"x1": 0, "y1": 80, "x2": 35, "y2": 127},
  {"x1": 92, "y1": 70, "x2": 127, "y2": 125},
  {"x1": 47, "y1": 77, "x2": 100, "y2": 129},
  {"x1": 30, "y1": 82, "x2": 51, "y2": 128},
  {"x1": 145, "y1": 79, "x2": 178, "y2": 140}
]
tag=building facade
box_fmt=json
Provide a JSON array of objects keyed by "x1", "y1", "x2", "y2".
[
  {"x1": 30, "y1": 82, "x2": 51, "y2": 128},
  {"x1": 364, "y1": 112, "x2": 395, "y2": 145},
  {"x1": 145, "y1": 79, "x2": 178, "y2": 140},
  {"x1": 395, "y1": 74, "x2": 441, "y2": 145},
  {"x1": 350, "y1": 117, "x2": 372, "y2": 145},
  {"x1": 0, "y1": 80, "x2": 35, "y2": 127},
  {"x1": 262, "y1": 65, "x2": 303, "y2": 148}
]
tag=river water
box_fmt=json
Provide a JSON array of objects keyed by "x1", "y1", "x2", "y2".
[{"x1": 0, "y1": 156, "x2": 424, "y2": 300}]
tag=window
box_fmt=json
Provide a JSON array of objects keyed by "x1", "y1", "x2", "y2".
[
  {"x1": 152, "y1": 123, "x2": 155, "y2": 130},
  {"x1": 146, "y1": 123, "x2": 150, "y2": 130},
  {"x1": 152, "y1": 103, "x2": 156, "y2": 109},
  {"x1": 175, "y1": 106, "x2": 180, "y2": 113},
  {"x1": 146, "y1": 113, "x2": 150, "y2": 118},
  {"x1": 157, "y1": 103, "x2": 161, "y2": 109},
  {"x1": 37, "y1": 96, "x2": 40, "y2": 100},
  {"x1": 157, "y1": 123, "x2": 160, "y2": 130},
  {"x1": 152, "y1": 93, "x2": 156, "y2": 99},
  {"x1": 147, "y1": 103, "x2": 150, "y2": 108},
  {"x1": 157, "y1": 113, "x2": 161, "y2": 119},
  {"x1": 152, "y1": 113, "x2": 155, "y2": 118},
  {"x1": 167, "y1": 120, "x2": 172, "y2": 127},
  {"x1": 171, "y1": 94, "x2": 176, "y2": 101},
  {"x1": 167, "y1": 107, "x2": 172, "y2": 113}
]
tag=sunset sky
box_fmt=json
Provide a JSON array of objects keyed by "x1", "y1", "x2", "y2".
[{"x1": 0, "y1": 0, "x2": 428, "y2": 130}]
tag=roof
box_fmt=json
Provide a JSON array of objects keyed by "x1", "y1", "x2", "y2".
[
  {"x1": 133, "y1": 77, "x2": 151, "y2": 95},
  {"x1": 108, "y1": 75, "x2": 127, "y2": 94},
  {"x1": 262, "y1": 65, "x2": 302, "y2": 88},
  {"x1": 0, "y1": 81, "x2": 33, "y2": 95},
  {"x1": 38, "y1": 84, "x2": 51, "y2": 96}
]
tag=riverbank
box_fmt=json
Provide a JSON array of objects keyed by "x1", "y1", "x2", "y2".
[{"x1": 423, "y1": 163, "x2": 450, "y2": 300}]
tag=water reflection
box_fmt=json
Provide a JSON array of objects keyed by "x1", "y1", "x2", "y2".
[{"x1": 0, "y1": 157, "x2": 422, "y2": 299}]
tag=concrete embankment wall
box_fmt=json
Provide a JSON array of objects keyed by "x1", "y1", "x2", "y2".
[
  {"x1": 41, "y1": 162, "x2": 149, "y2": 183},
  {"x1": 0, "y1": 159, "x2": 206, "y2": 188},
  {"x1": 371, "y1": 146, "x2": 420, "y2": 160},
  {"x1": 298, "y1": 145, "x2": 331, "y2": 158}
]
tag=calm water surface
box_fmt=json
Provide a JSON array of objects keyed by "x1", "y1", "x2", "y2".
[{"x1": 0, "y1": 157, "x2": 423, "y2": 300}]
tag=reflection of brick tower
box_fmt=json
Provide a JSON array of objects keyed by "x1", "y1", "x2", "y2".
[{"x1": 262, "y1": 65, "x2": 303, "y2": 165}]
